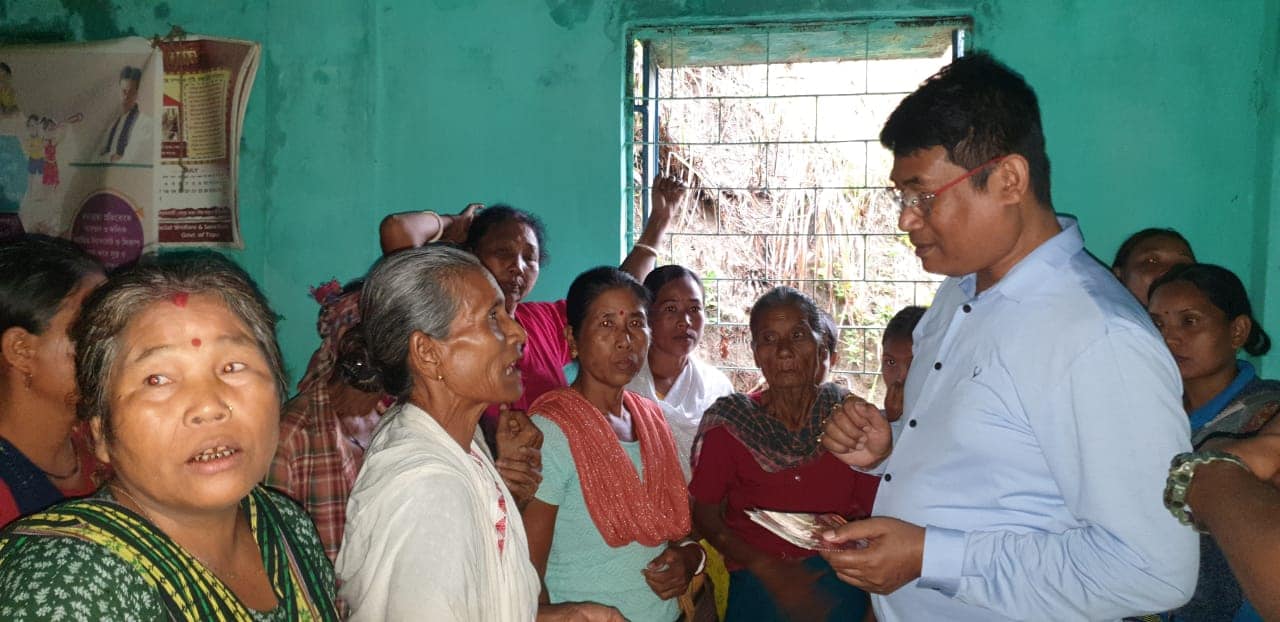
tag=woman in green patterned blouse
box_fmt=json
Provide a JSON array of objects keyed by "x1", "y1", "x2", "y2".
[{"x1": 0, "y1": 253, "x2": 339, "y2": 621}]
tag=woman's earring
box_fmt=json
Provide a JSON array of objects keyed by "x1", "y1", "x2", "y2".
[{"x1": 23, "y1": 373, "x2": 32, "y2": 390}]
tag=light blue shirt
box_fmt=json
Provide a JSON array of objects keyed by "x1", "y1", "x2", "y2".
[{"x1": 873, "y1": 217, "x2": 1198, "y2": 621}]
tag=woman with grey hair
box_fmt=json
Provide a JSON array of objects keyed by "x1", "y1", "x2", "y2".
[
  {"x1": 336, "y1": 245, "x2": 621, "y2": 621},
  {"x1": 0, "y1": 252, "x2": 339, "y2": 620},
  {"x1": 689, "y1": 286, "x2": 878, "y2": 621}
]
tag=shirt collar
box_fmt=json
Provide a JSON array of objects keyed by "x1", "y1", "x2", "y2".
[
  {"x1": 959, "y1": 215, "x2": 1081, "y2": 301},
  {"x1": 1188, "y1": 359, "x2": 1257, "y2": 433}
]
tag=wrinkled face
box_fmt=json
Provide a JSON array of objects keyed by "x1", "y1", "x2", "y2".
[
  {"x1": 1115, "y1": 235, "x2": 1195, "y2": 306},
  {"x1": 97, "y1": 294, "x2": 279, "y2": 516},
  {"x1": 893, "y1": 146, "x2": 1020, "y2": 280},
  {"x1": 752, "y1": 304, "x2": 820, "y2": 391},
  {"x1": 23, "y1": 274, "x2": 105, "y2": 417},
  {"x1": 434, "y1": 269, "x2": 528, "y2": 404},
  {"x1": 1148, "y1": 280, "x2": 1247, "y2": 385},
  {"x1": 473, "y1": 220, "x2": 541, "y2": 314},
  {"x1": 570, "y1": 287, "x2": 650, "y2": 390},
  {"x1": 880, "y1": 334, "x2": 913, "y2": 387},
  {"x1": 648, "y1": 276, "x2": 704, "y2": 360}
]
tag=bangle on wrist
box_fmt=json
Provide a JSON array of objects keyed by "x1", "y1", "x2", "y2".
[
  {"x1": 632, "y1": 242, "x2": 659, "y2": 256},
  {"x1": 1164, "y1": 449, "x2": 1252, "y2": 532},
  {"x1": 677, "y1": 539, "x2": 707, "y2": 575},
  {"x1": 421, "y1": 210, "x2": 444, "y2": 243}
]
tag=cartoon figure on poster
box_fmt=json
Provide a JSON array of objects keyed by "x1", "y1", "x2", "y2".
[
  {"x1": 99, "y1": 66, "x2": 151, "y2": 164},
  {"x1": 0, "y1": 63, "x2": 17, "y2": 117}
]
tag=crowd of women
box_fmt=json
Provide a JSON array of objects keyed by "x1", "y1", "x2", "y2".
[{"x1": 0, "y1": 181, "x2": 1277, "y2": 620}]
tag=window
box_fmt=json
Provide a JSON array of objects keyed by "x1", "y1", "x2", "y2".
[{"x1": 627, "y1": 18, "x2": 969, "y2": 402}]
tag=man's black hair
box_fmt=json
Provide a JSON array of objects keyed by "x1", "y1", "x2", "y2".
[{"x1": 880, "y1": 52, "x2": 1052, "y2": 208}]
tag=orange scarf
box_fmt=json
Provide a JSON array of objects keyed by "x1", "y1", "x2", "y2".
[{"x1": 531, "y1": 388, "x2": 691, "y2": 547}]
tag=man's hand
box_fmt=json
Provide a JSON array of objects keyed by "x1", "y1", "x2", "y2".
[
  {"x1": 822, "y1": 395, "x2": 893, "y2": 468},
  {"x1": 1222, "y1": 415, "x2": 1280, "y2": 486},
  {"x1": 818, "y1": 517, "x2": 925, "y2": 594}
]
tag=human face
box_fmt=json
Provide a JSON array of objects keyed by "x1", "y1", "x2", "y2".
[
  {"x1": 24, "y1": 274, "x2": 105, "y2": 417},
  {"x1": 473, "y1": 219, "x2": 540, "y2": 314},
  {"x1": 435, "y1": 269, "x2": 528, "y2": 404},
  {"x1": 1115, "y1": 235, "x2": 1194, "y2": 306},
  {"x1": 752, "y1": 304, "x2": 820, "y2": 391},
  {"x1": 893, "y1": 146, "x2": 1023, "y2": 285},
  {"x1": 99, "y1": 294, "x2": 280, "y2": 517},
  {"x1": 1148, "y1": 280, "x2": 1248, "y2": 386},
  {"x1": 648, "y1": 276, "x2": 704, "y2": 360},
  {"x1": 880, "y1": 334, "x2": 913, "y2": 387},
  {"x1": 119, "y1": 78, "x2": 139, "y2": 112},
  {"x1": 570, "y1": 287, "x2": 650, "y2": 390}
]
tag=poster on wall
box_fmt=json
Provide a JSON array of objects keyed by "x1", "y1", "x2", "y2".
[
  {"x1": 156, "y1": 36, "x2": 260, "y2": 247},
  {"x1": 0, "y1": 38, "x2": 160, "y2": 268},
  {"x1": 0, "y1": 35, "x2": 259, "y2": 268}
]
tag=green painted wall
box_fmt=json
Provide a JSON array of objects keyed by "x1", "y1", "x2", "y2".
[{"x1": 3, "y1": 0, "x2": 1277, "y2": 381}]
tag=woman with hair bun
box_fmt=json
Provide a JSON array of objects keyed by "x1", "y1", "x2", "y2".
[{"x1": 1147, "y1": 262, "x2": 1280, "y2": 621}]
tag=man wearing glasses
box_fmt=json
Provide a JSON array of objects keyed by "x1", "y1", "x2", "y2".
[{"x1": 818, "y1": 53, "x2": 1197, "y2": 621}]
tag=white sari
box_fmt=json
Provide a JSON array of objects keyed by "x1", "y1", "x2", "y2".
[
  {"x1": 626, "y1": 354, "x2": 735, "y2": 480},
  {"x1": 337, "y1": 403, "x2": 539, "y2": 621}
]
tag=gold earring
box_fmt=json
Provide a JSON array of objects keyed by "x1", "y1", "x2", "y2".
[{"x1": 436, "y1": 374, "x2": 444, "y2": 381}]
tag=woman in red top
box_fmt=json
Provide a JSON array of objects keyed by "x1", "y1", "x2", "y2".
[
  {"x1": 378, "y1": 176, "x2": 686, "y2": 444},
  {"x1": 690, "y1": 286, "x2": 878, "y2": 621},
  {"x1": 0, "y1": 235, "x2": 109, "y2": 526}
]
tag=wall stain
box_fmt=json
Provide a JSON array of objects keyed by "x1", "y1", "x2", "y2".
[
  {"x1": 0, "y1": 16, "x2": 74, "y2": 43},
  {"x1": 546, "y1": 0, "x2": 593, "y2": 29},
  {"x1": 154, "y1": 3, "x2": 170, "y2": 19},
  {"x1": 537, "y1": 63, "x2": 575, "y2": 87},
  {"x1": 260, "y1": 52, "x2": 286, "y2": 224},
  {"x1": 58, "y1": 0, "x2": 131, "y2": 40},
  {"x1": 312, "y1": 69, "x2": 330, "y2": 84}
]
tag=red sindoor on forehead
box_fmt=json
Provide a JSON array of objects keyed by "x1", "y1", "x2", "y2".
[
  {"x1": 191, "y1": 338, "x2": 202, "y2": 348},
  {"x1": 171, "y1": 291, "x2": 189, "y2": 307}
]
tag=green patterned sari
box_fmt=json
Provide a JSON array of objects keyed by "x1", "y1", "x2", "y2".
[{"x1": 0, "y1": 486, "x2": 338, "y2": 621}]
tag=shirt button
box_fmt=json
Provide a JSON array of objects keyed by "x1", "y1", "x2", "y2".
[
  {"x1": 884, "y1": 473, "x2": 892, "y2": 482},
  {"x1": 933, "y1": 362, "x2": 942, "y2": 370},
  {"x1": 908, "y1": 419, "x2": 917, "y2": 427},
  {"x1": 793, "y1": 475, "x2": 801, "y2": 481},
  {"x1": 962, "y1": 304, "x2": 972, "y2": 313}
]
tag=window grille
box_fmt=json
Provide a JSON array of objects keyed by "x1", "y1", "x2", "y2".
[{"x1": 627, "y1": 19, "x2": 970, "y2": 401}]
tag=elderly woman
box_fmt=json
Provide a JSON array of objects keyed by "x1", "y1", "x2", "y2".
[
  {"x1": 625, "y1": 264, "x2": 734, "y2": 478},
  {"x1": 0, "y1": 235, "x2": 108, "y2": 527},
  {"x1": 1148, "y1": 262, "x2": 1279, "y2": 620},
  {"x1": 378, "y1": 177, "x2": 685, "y2": 443},
  {"x1": 336, "y1": 246, "x2": 620, "y2": 621},
  {"x1": 689, "y1": 287, "x2": 878, "y2": 621},
  {"x1": 525, "y1": 266, "x2": 703, "y2": 622},
  {"x1": 0, "y1": 253, "x2": 338, "y2": 619}
]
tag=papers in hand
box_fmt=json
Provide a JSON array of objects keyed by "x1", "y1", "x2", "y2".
[{"x1": 746, "y1": 509, "x2": 868, "y2": 551}]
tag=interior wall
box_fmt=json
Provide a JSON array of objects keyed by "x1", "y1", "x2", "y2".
[{"x1": 3, "y1": 0, "x2": 1277, "y2": 381}]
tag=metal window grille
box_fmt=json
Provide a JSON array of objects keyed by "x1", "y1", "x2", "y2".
[{"x1": 626, "y1": 19, "x2": 969, "y2": 401}]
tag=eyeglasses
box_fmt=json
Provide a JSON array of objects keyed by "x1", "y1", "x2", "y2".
[{"x1": 891, "y1": 156, "x2": 1007, "y2": 217}]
